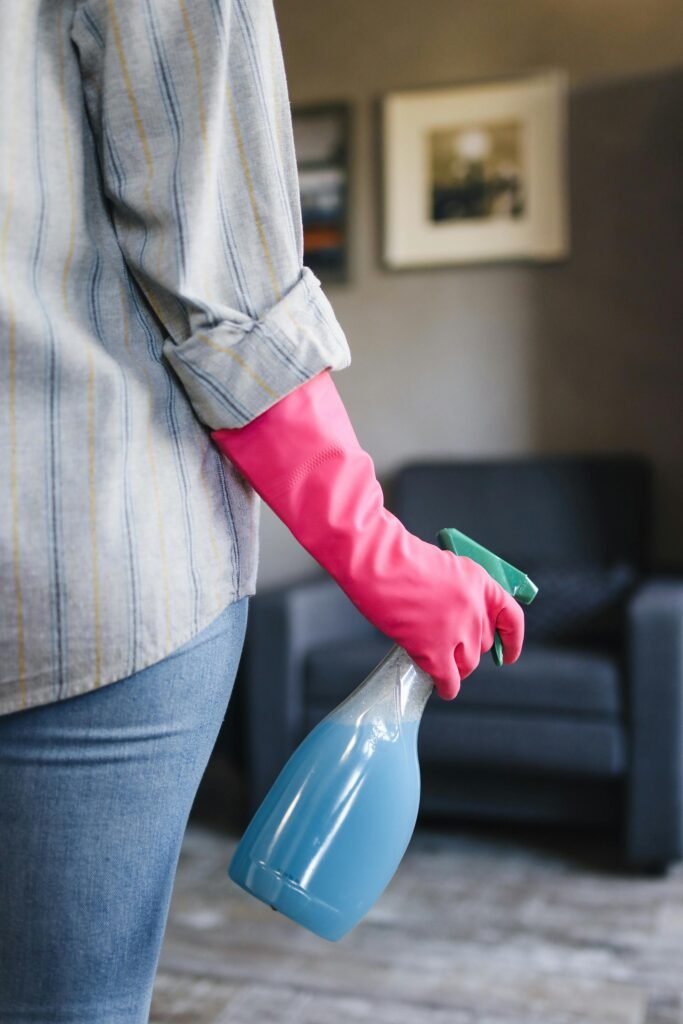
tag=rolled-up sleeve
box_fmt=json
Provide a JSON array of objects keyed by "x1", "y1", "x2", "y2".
[{"x1": 71, "y1": 0, "x2": 351, "y2": 428}]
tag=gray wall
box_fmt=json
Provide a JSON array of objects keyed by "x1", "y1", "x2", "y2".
[{"x1": 256, "y1": 0, "x2": 683, "y2": 588}]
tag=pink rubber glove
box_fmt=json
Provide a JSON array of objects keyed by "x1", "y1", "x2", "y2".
[{"x1": 212, "y1": 370, "x2": 524, "y2": 700}]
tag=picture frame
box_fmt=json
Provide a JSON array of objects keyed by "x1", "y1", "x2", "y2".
[
  {"x1": 291, "y1": 101, "x2": 352, "y2": 284},
  {"x1": 381, "y1": 70, "x2": 569, "y2": 269}
]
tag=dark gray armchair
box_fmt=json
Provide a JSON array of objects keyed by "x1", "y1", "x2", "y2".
[{"x1": 233, "y1": 455, "x2": 683, "y2": 870}]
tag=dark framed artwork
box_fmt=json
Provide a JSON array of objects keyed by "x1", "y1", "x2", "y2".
[
  {"x1": 381, "y1": 70, "x2": 569, "y2": 269},
  {"x1": 291, "y1": 102, "x2": 351, "y2": 284}
]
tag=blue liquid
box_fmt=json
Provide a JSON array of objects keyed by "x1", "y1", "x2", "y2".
[{"x1": 228, "y1": 715, "x2": 421, "y2": 941}]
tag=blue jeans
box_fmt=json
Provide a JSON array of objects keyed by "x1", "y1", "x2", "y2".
[{"x1": 0, "y1": 597, "x2": 249, "y2": 1023}]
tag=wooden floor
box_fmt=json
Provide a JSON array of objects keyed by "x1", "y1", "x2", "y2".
[{"x1": 150, "y1": 760, "x2": 683, "y2": 1024}]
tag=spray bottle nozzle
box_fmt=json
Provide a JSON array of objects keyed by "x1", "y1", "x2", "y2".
[{"x1": 436, "y1": 527, "x2": 538, "y2": 667}]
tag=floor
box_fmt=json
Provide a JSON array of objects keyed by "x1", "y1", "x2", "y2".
[{"x1": 150, "y1": 758, "x2": 683, "y2": 1024}]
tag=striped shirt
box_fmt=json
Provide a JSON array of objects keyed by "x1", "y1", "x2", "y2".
[{"x1": 0, "y1": 0, "x2": 352, "y2": 716}]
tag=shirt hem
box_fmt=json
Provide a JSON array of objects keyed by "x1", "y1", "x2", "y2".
[{"x1": 0, "y1": 581, "x2": 256, "y2": 719}]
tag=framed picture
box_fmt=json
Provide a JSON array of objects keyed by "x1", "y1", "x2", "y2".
[
  {"x1": 381, "y1": 70, "x2": 569, "y2": 268},
  {"x1": 291, "y1": 101, "x2": 351, "y2": 284}
]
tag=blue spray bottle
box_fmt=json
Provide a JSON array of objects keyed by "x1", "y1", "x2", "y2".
[{"x1": 228, "y1": 527, "x2": 538, "y2": 941}]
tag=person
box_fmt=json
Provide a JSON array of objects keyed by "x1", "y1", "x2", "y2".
[{"x1": 0, "y1": 1, "x2": 525, "y2": 1020}]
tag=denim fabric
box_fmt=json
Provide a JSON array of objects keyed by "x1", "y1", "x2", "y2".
[{"x1": 0, "y1": 596, "x2": 248, "y2": 1023}]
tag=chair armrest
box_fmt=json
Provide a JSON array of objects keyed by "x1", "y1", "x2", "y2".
[
  {"x1": 241, "y1": 575, "x2": 376, "y2": 813},
  {"x1": 626, "y1": 579, "x2": 683, "y2": 866}
]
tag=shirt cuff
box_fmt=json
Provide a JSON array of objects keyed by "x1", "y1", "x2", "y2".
[{"x1": 162, "y1": 266, "x2": 352, "y2": 430}]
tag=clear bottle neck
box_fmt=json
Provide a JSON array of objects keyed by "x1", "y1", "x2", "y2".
[
  {"x1": 389, "y1": 645, "x2": 435, "y2": 722},
  {"x1": 330, "y1": 643, "x2": 434, "y2": 731}
]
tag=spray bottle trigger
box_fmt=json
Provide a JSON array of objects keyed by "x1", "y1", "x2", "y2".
[{"x1": 436, "y1": 527, "x2": 537, "y2": 668}]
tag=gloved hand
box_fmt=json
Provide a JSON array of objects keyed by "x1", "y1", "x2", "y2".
[{"x1": 212, "y1": 370, "x2": 524, "y2": 700}]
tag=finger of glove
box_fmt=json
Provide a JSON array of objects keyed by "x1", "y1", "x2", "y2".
[
  {"x1": 430, "y1": 654, "x2": 461, "y2": 701},
  {"x1": 480, "y1": 614, "x2": 496, "y2": 654},
  {"x1": 453, "y1": 641, "x2": 480, "y2": 682},
  {"x1": 495, "y1": 595, "x2": 525, "y2": 664},
  {"x1": 437, "y1": 669, "x2": 461, "y2": 701},
  {"x1": 411, "y1": 649, "x2": 461, "y2": 701}
]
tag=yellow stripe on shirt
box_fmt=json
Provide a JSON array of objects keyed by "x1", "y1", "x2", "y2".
[
  {"x1": 224, "y1": 78, "x2": 283, "y2": 305},
  {"x1": 106, "y1": 0, "x2": 154, "y2": 205},
  {"x1": 196, "y1": 332, "x2": 279, "y2": 399}
]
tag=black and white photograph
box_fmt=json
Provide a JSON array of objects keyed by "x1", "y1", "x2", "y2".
[{"x1": 382, "y1": 71, "x2": 569, "y2": 267}]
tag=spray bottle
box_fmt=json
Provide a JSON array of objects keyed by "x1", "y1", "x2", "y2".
[{"x1": 228, "y1": 527, "x2": 538, "y2": 941}]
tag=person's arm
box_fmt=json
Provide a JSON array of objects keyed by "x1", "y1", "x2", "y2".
[
  {"x1": 71, "y1": 0, "x2": 525, "y2": 697},
  {"x1": 212, "y1": 369, "x2": 525, "y2": 700},
  {"x1": 70, "y1": 0, "x2": 351, "y2": 428}
]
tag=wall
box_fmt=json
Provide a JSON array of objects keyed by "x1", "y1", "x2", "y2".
[{"x1": 256, "y1": 0, "x2": 683, "y2": 588}]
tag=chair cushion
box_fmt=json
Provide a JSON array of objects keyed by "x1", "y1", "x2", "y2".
[
  {"x1": 304, "y1": 636, "x2": 622, "y2": 718},
  {"x1": 454, "y1": 643, "x2": 621, "y2": 716},
  {"x1": 523, "y1": 562, "x2": 639, "y2": 643},
  {"x1": 415, "y1": 708, "x2": 626, "y2": 776}
]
